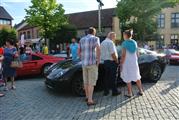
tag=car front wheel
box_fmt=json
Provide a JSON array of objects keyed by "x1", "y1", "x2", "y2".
[
  {"x1": 149, "y1": 62, "x2": 162, "y2": 82},
  {"x1": 72, "y1": 73, "x2": 85, "y2": 97},
  {"x1": 42, "y1": 64, "x2": 52, "y2": 75}
]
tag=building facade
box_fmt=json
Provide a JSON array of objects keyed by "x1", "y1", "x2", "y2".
[
  {"x1": 0, "y1": 6, "x2": 13, "y2": 30},
  {"x1": 15, "y1": 5, "x2": 179, "y2": 49},
  {"x1": 15, "y1": 8, "x2": 119, "y2": 44},
  {"x1": 15, "y1": 21, "x2": 41, "y2": 44},
  {"x1": 157, "y1": 4, "x2": 179, "y2": 48},
  {"x1": 67, "y1": 8, "x2": 120, "y2": 39}
]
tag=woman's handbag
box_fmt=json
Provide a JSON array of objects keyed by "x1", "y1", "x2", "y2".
[{"x1": 10, "y1": 59, "x2": 23, "y2": 68}]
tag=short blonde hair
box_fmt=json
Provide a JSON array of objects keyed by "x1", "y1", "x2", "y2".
[{"x1": 107, "y1": 32, "x2": 116, "y2": 39}]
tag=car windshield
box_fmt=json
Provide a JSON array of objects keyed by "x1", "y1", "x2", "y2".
[
  {"x1": 163, "y1": 49, "x2": 179, "y2": 54},
  {"x1": 54, "y1": 60, "x2": 79, "y2": 69},
  {"x1": 60, "y1": 51, "x2": 67, "y2": 54},
  {"x1": 117, "y1": 48, "x2": 155, "y2": 56},
  {"x1": 169, "y1": 49, "x2": 179, "y2": 54},
  {"x1": 139, "y1": 48, "x2": 157, "y2": 54}
]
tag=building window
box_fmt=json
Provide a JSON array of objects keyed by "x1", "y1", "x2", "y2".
[
  {"x1": 0, "y1": 19, "x2": 11, "y2": 25},
  {"x1": 0, "y1": 20, "x2": 3, "y2": 24},
  {"x1": 156, "y1": 35, "x2": 165, "y2": 49},
  {"x1": 19, "y1": 32, "x2": 22, "y2": 40},
  {"x1": 23, "y1": 32, "x2": 27, "y2": 40},
  {"x1": 32, "y1": 29, "x2": 34, "y2": 39},
  {"x1": 7, "y1": 20, "x2": 10, "y2": 25},
  {"x1": 36, "y1": 30, "x2": 40, "y2": 38},
  {"x1": 171, "y1": 13, "x2": 179, "y2": 28},
  {"x1": 171, "y1": 34, "x2": 178, "y2": 45},
  {"x1": 157, "y1": 14, "x2": 165, "y2": 28},
  {"x1": 27, "y1": 31, "x2": 31, "y2": 39}
]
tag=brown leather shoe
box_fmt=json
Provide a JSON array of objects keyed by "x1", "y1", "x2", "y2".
[
  {"x1": 87, "y1": 101, "x2": 97, "y2": 106},
  {"x1": 0, "y1": 93, "x2": 4, "y2": 97}
]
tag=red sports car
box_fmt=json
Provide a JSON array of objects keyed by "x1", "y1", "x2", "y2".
[
  {"x1": 164, "y1": 49, "x2": 179, "y2": 64},
  {"x1": 16, "y1": 53, "x2": 64, "y2": 77}
]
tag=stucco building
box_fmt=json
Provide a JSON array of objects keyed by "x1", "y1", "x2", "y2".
[
  {"x1": 15, "y1": 8, "x2": 119, "y2": 44},
  {"x1": 15, "y1": 21, "x2": 40, "y2": 44},
  {"x1": 156, "y1": 4, "x2": 179, "y2": 48},
  {"x1": 15, "y1": 5, "x2": 179, "y2": 48},
  {"x1": 67, "y1": 8, "x2": 121, "y2": 38}
]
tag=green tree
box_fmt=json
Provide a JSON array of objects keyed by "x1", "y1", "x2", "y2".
[
  {"x1": 0, "y1": 28, "x2": 17, "y2": 46},
  {"x1": 52, "y1": 24, "x2": 77, "y2": 44},
  {"x1": 116, "y1": 0, "x2": 177, "y2": 41},
  {"x1": 25, "y1": 0, "x2": 68, "y2": 43}
]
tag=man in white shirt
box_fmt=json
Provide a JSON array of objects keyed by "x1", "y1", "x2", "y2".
[{"x1": 101, "y1": 32, "x2": 121, "y2": 96}]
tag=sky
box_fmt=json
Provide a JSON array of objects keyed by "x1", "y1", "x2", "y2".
[{"x1": 0, "y1": 0, "x2": 118, "y2": 25}]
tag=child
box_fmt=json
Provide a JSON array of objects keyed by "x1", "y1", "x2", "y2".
[
  {"x1": 120, "y1": 30, "x2": 143, "y2": 97},
  {"x1": 0, "y1": 47, "x2": 4, "y2": 97}
]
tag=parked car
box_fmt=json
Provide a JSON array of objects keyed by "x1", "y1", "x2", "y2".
[
  {"x1": 53, "y1": 51, "x2": 72, "y2": 59},
  {"x1": 164, "y1": 49, "x2": 179, "y2": 55},
  {"x1": 163, "y1": 49, "x2": 179, "y2": 64},
  {"x1": 16, "y1": 53, "x2": 65, "y2": 77},
  {"x1": 45, "y1": 48, "x2": 166, "y2": 96}
]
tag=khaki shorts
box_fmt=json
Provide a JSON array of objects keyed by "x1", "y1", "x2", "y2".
[{"x1": 82, "y1": 65, "x2": 98, "y2": 86}]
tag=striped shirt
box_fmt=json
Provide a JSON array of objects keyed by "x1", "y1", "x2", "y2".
[{"x1": 79, "y1": 34, "x2": 100, "y2": 66}]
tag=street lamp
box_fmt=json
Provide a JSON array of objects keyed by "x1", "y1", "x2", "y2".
[{"x1": 96, "y1": 0, "x2": 104, "y2": 35}]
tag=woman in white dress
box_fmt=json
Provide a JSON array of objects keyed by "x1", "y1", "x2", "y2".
[{"x1": 120, "y1": 30, "x2": 143, "y2": 97}]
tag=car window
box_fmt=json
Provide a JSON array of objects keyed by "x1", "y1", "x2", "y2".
[
  {"x1": 32, "y1": 55, "x2": 42, "y2": 61},
  {"x1": 56, "y1": 60, "x2": 74, "y2": 69},
  {"x1": 139, "y1": 48, "x2": 157, "y2": 55},
  {"x1": 138, "y1": 48, "x2": 146, "y2": 55},
  {"x1": 20, "y1": 54, "x2": 31, "y2": 62}
]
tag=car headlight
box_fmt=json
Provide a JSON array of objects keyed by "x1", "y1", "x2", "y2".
[
  {"x1": 48, "y1": 63, "x2": 57, "y2": 70},
  {"x1": 47, "y1": 69, "x2": 69, "y2": 80},
  {"x1": 55, "y1": 71, "x2": 64, "y2": 78}
]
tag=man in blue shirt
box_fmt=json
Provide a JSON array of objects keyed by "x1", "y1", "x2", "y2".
[{"x1": 70, "y1": 38, "x2": 79, "y2": 61}]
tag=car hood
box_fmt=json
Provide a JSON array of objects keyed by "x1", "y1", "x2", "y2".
[
  {"x1": 46, "y1": 59, "x2": 81, "y2": 79},
  {"x1": 35, "y1": 53, "x2": 64, "y2": 59},
  {"x1": 46, "y1": 60, "x2": 80, "y2": 75}
]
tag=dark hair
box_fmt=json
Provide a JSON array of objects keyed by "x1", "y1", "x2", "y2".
[
  {"x1": 6, "y1": 39, "x2": 14, "y2": 45},
  {"x1": 19, "y1": 47, "x2": 25, "y2": 55},
  {"x1": 123, "y1": 29, "x2": 133, "y2": 38},
  {"x1": 88, "y1": 27, "x2": 96, "y2": 34}
]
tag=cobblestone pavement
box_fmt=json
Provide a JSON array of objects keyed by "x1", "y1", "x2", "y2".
[{"x1": 0, "y1": 65, "x2": 179, "y2": 120}]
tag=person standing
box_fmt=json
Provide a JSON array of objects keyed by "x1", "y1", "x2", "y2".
[
  {"x1": 120, "y1": 30, "x2": 143, "y2": 98},
  {"x1": 70, "y1": 38, "x2": 79, "y2": 61},
  {"x1": 3, "y1": 40, "x2": 18, "y2": 91},
  {"x1": 66, "y1": 43, "x2": 70, "y2": 58},
  {"x1": 55, "y1": 44, "x2": 60, "y2": 54},
  {"x1": 42, "y1": 43, "x2": 49, "y2": 55},
  {"x1": 78, "y1": 27, "x2": 100, "y2": 106},
  {"x1": 0, "y1": 47, "x2": 4, "y2": 97},
  {"x1": 25, "y1": 44, "x2": 33, "y2": 54},
  {"x1": 101, "y1": 32, "x2": 121, "y2": 96}
]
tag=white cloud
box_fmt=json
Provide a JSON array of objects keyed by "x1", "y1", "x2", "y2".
[
  {"x1": 60, "y1": 0, "x2": 117, "y2": 13},
  {"x1": 6, "y1": 0, "x2": 118, "y2": 24},
  {"x1": 2, "y1": 0, "x2": 30, "y2": 3},
  {"x1": 102, "y1": 0, "x2": 117, "y2": 8}
]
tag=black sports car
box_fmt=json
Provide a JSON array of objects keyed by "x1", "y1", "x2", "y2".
[{"x1": 45, "y1": 48, "x2": 166, "y2": 96}]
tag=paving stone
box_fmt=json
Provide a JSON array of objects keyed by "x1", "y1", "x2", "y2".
[{"x1": 0, "y1": 65, "x2": 179, "y2": 120}]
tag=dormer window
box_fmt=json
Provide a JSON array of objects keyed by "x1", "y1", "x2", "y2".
[{"x1": 0, "y1": 19, "x2": 11, "y2": 25}]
